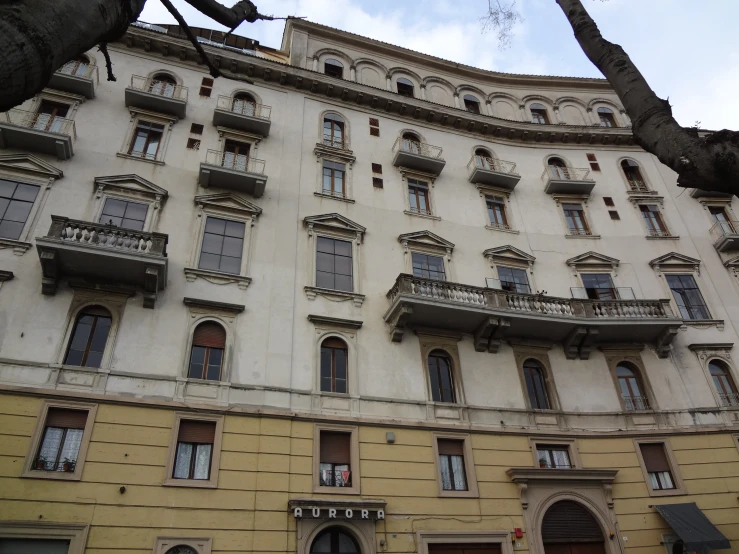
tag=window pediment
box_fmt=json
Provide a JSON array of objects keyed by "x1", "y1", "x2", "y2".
[
  {"x1": 94, "y1": 174, "x2": 168, "y2": 203},
  {"x1": 649, "y1": 252, "x2": 701, "y2": 273},
  {"x1": 483, "y1": 245, "x2": 535, "y2": 267},
  {"x1": 566, "y1": 251, "x2": 619, "y2": 271},
  {"x1": 194, "y1": 192, "x2": 263, "y2": 218},
  {"x1": 398, "y1": 230, "x2": 454, "y2": 254},
  {"x1": 304, "y1": 213, "x2": 366, "y2": 240},
  {"x1": 0, "y1": 153, "x2": 63, "y2": 179}
]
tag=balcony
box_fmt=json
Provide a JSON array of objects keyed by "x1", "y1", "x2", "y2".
[
  {"x1": 623, "y1": 395, "x2": 650, "y2": 411},
  {"x1": 0, "y1": 109, "x2": 76, "y2": 159},
  {"x1": 125, "y1": 75, "x2": 188, "y2": 118},
  {"x1": 199, "y1": 149, "x2": 267, "y2": 197},
  {"x1": 48, "y1": 61, "x2": 99, "y2": 98},
  {"x1": 467, "y1": 155, "x2": 521, "y2": 190},
  {"x1": 542, "y1": 166, "x2": 595, "y2": 195},
  {"x1": 391, "y1": 138, "x2": 445, "y2": 175},
  {"x1": 35, "y1": 216, "x2": 168, "y2": 308},
  {"x1": 710, "y1": 220, "x2": 739, "y2": 252},
  {"x1": 213, "y1": 95, "x2": 271, "y2": 136},
  {"x1": 719, "y1": 393, "x2": 739, "y2": 408},
  {"x1": 384, "y1": 274, "x2": 682, "y2": 359}
]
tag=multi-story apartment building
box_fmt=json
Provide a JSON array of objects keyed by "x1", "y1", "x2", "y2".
[{"x1": 1, "y1": 16, "x2": 738, "y2": 554}]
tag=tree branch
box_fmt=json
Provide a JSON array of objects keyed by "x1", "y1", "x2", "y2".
[
  {"x1": 181, "y1": 0, "x2": 259, "y2": 27},
  {"x1": 97, "y1": 42, "x2": 116, "y2": 81},
  {"x1": 160, "y1": 0, "x2": 221, "y2": 77},
  {"x1": 480, "y1": 0, "x2": 523, "y2": 50}
]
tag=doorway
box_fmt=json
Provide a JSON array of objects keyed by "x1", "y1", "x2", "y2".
[{"x1": 542, "y1": 500, "x2": 606, "y2": 554}]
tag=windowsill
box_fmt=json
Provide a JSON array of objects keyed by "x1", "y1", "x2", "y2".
[
  {"x1": 313, "y1": 483, "x2": 361, "y2": 495},
  {"x1": 404, "y1": 209, "x2": 441, "y2": 221},
  {"x1": 184, "y1": 267, "x2": 252, "y2": 289},
  {"x1": 682, "y1": 318, "x2": 724, "y2": 330},
  {"x1": 0, "y1": 237, "x2": 33, "y2": 255},
  {"x1": 314, "y1": 192, "x2": 355, "y2": 203},
  {"x1": 485, "y1": 225, "x2": 519, "y2": 234},
  {"x1": 646, "y1": 235, "x2": 679, "y2": 240},
  {"x1": 438, "y1": 489, "x2": 479, "y2": 499},
  {"x1": 116, "y1": 152, "x2": 165, "y2": 166},
  {"x1": 183, "y1": 377, "x2": 230, "y2": 387},
  {"x1": 314, "y1": 142, "x2": 356, "y2": 162},
  {"x1": 317, "y1": 391, "x2": 351, "y2": 398},
  {"x1": 21, "y1": 468, "x2": 83, "y2": 481},
  {"x1": 163, "y1": 477, "x2": 218, "y2": 489},
  {"x1": 305, "y1": 286, "x2": 365, "y2": 307},
  {"x1": 565, "y1": 234, "x2": 600, "y2": 239},
  {"x1": 646, "y1": 486, "x2": 686, "y2": 498}
]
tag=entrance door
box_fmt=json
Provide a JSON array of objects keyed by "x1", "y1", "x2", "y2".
[
  {"x1": 542, "y1": 500, "x2": 606, "y2": 554},
  {"x1": 428, "y1": 543, "x2": 502, "y2": 554}
]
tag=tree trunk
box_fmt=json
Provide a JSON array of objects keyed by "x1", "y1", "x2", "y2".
[
  {"x1": 556, "y1": 0, "x2": 739, "y2": 196},
  {"x1": 0, "y1": 0, "x2": 146, "y2": 113}
]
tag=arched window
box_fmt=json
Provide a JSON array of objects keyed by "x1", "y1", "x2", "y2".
[
  {"x1": 530, "y1": 103, "x2": 549, "y2": 124},
  {"x1": 311, "y1": 527, "x2": 360, "y2": 554},
  {"x1": 542, "y1": 501, "x2": 605, "y2": 552},
  {"x1": 428, "y1": 350, "x2": 455, "y2": 403},
  {"x1": 621, "y1": 159, "x2": 648, "y2": 191},
  {"x1": 396, "y1": 77, "x2": 414, "y2": 98},
  {"x1": 149, "y1": 73, "x2": 177, "y2": 97},
  {"x1": 463, "y1": 94, "x2": 481, "y2": 114},
  {"x1": 616, "y1": 363, "x2": 649, "y2": 411},
  {"x1": 64, "y1": 306, "x2": 112, "y2": 368},
  {"x1": 474, "y1": 148, "x2": 494, "y2": 170},
  {"x1": 547, "y1": 156, "x2": 568, "y2": 180},
  {"x1": 323, "y1": 113, "x2": 345, "y2": 148},
  {"x1": 165, "y1": 547, "x2": 198, "y2": 554},
  {"x1": 324, "y1": 58, "x2": 344, "y2": 79},
  {"x1": 598, "y1": 106, "x2": 617, "y2": 127},
  {"x1": 523, "y1": 359, "x2": 550, "y2": 409},
  {"x1": 189, "y1": 322, "x2": 226, "y2": 381},
  {"x1": 709, "y1": 360, "x2": 739, "y2": 407},
  {"x1": 321, "y1": 337, "x2": 348, "y2": 393},
  {"x1": 59, "y1": 55, "x2": 90, "y2": 77},
  {"x1": 232, "y1": 92, "x2": 256, "y2": 116},
  {"x1": 401, "y1": 132, "x2": 422, "y2": 154}
]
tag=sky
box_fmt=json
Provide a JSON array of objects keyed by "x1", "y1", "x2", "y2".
[{"x1": 139, "y1": 0, "x2": 739, "y2": 131}]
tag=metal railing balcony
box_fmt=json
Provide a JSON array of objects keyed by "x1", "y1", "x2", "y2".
[
  {"x1": 129, "y1": 74, "x2": 188, "y2": 100},
  {"x1": 213, "y1": 95, "x2": 272, "y2": 136},
  {"x1": 567, "y1": 228, "x2": 594, "y2": 237},
  {"x1": 719, "y1": 393, "x2": 739, "y2": 407},
  {"x1": 391, "y1": 137, "x2": 445, "y2": 175},
  {"x1": 0, "y1": 108, "x2": 76, "y2": 159},
  {"x1": 199, "y1": 150, "x2": 267, "y2": 197},
  {"x1": 647, "y1": 229, "x2": 673, "y2": 238},
  {"x1": 467, "y1": 155, "x2": 521, "y2": 190},
  {"x1": 322, "y1": 135, "x2": 350, "y2": 150},
  {"x1": 205, "y1": 150, "x2": 265, "y2": 174},
  {"x1": 542, "y1": 166, "x2": 595, "y2": 195},
  {"x1": 710, "y1": 219, "x2": 739, "y2": 252},
  {"x1": 216, "y1": 95, "x2": 271, "y2": 119},
  {"x1": 623, "y1": 396, "x2": 650, "y2": 411},
  {"x1": 49, "y1": 61, "x2": 99, "y2": 98},
  {"x1": 125, "y1": 75, "x2": 188, "y2": 118},
  {"x1": 2, "y1": 109, "x2": 77, "y2": 138},
  {"x1": 626, "y1": 179, "x2": 650, "y2": 193}
]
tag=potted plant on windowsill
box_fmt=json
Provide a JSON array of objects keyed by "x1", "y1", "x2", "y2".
[
  {"x1": 538, "y1": 456, "x2": 549, "y2": 469},
  {"x1": 33, "y1": 456, "x2": 48, "y2": 470},
  {"x1": 62, "y1": 458, "x2": 76, "y2": 472}
]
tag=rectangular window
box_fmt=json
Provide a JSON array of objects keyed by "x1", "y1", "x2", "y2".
[
  {"x1": 369, "y1": 118, "x2": 380, "y2": 137},
  {"x1": 609, "y1": 210, "x2": 620, "y2": 220},
  {"x1": 190, "y1": 123, "x2": 204, "y2": 135},
  {"x1": 498, "y1": 266, "x2": 530, "y2": 294},
  {"x1": 319, "y1": 431, "x2": 352, "y2": 487},
  {"x1": 99, "y1": 198, "x2": 148, "y2": 230},
  {"x1": 586, "y1": 153, "x2": 600, "y2": 171},
  {"x1": 34, "y1": 100, "x2": 70, "y2": 133},
  {"x1": 709, "y1": 206, "x2": 737, "y2": 235},
  {"x1": 173, "y1": 420, "x2": 216, "y2": 481},
  {"x1": 603, "y1": 197, "x2": 614, "y2": 207},
  {"x1": 222, "y1": 139, "x2": 250, "y2": 171},
  {"x1": 199, "y1": 77, "x2": 213, "y2": 97},
  {"x1": 438, "y1": 439, "x2": 467, "y2": 491},
  {"x1": 581, "y1": 273, "x2": 617, "y2": 300},
  {"x1": 640, "y1": 205, "x2": 669, "y2": 236},
  {"x1": 322, "y1": 160, "x2": 346, "y2": 197},
  {"x1": 408, "y1": 179, "x2": 431, "y2": 215},
  {"x1": 0, "y1": 179, "x2": 40, "y2": 240},
  {"x1": 371, "y1": 163, "x2": 382, "y2": 174},
  {"x1": 412, "y1": 252, "x2": 446, "y2": 281},
  {"x1": 666, "y1": 274, "x2": 710, "y2": 320},
  {"x1": 198, "y1": 216, "x2": 245, "y2": 275},
  {"x1": 316, "y1": 236, "x2": 353, "y2": 292},
  {"x1": 33, "y1": 408, "x2": 87, "y2": 472},
  {"x1": 485, "y1": 195, "x2": 509, "y2": 229},
  {"x1": 536, "y1": 445, "x2": 572, "y2": 468},
  {"x1": 186, "y1": 138, "x2": 200, "y2": 150},
  {"x1": 562, "y1": 202, "x2": 591, "y2": 235},
  {"x1": 129, "y1": 121, "x2": 164, "y2": 160},
  {"x1": 639, "y1": 443, "x2": 676, "y2": 490}
]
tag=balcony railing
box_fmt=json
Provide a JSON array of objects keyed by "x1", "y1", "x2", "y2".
[
  {"x1": 623, "y1": 396, "x2": 650, "y2": 411},
  {"x1": 647, "y1": 229, "x2": 673, "y2": 238},
  {"x1": 58, "y1": 60, "x2": 99, "y2": 81},
  {"x1": 542, "y1": 166, "x2": 591, "y2": 181},
  {"x1": 710, "y1": 220, "x2": 739, "y2": 252},
  {"x1": 567, "y1": 228, "x2": 594, "y2": 237},
  {"x1": 129, "y1": 75, "x2": 188, "y2": 101},
  {"x1": 467, "y1": 155, "x2": 521, "y2": 190},
  {"x1": 0, "y1": 108, "x2": 77, "y2": 159},
  {"x1": 216, "y1": 95, "x2": 270, "y2": 119},
  {"x1": 627, "y1": 179, "x2": 650, "y2": 193},
  {"x1": 51, "y1": 218, "x2": 167, "y2": 256},
  {"x1": 322, "y1": 136, "x2": 349, "y2": 149},
  {"x1": 393, "y1": 137, "x2": 443, "y2": 159},
  {"x1": 204, "y1": 149, "x2": 265, "y2": 175},
  {"x1": 2, "y1": 109, "x2": 76, "y2": 138},
  {"x1": 542, "y1": 166, "x2": 595, "y2": 195},
  {"x1": 571, "y1": 287, "x2": 636, "y2": 301},
  {"x1": 468, "y1": 156, "x2": 517, "y2": 176},
  {"x1": 719, "y1": 393, "x2": 739, "y2": 407}
]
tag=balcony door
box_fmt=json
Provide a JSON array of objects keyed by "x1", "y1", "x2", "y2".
[
  {"x1": 402, "y1": 133, "x2": 422, "y2": 155},
  {"x1": 710, "y1": 206, "x2": 736, "y2": 235},
  {"x1": 222, "y1": 140, "x2": 250, "y2": 171},
  {"x1": 548, "y1": 158, "x2": 568, "y2": 180},
  {"x1": 581, "y1": 274, "x2": 617, "y2": 300},
  {"x1": 34, "y1": 100, "x2": 69, "y2": 133}
]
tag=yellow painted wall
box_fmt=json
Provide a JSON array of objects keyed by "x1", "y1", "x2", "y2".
[{"x1": 1, "y1": 392, "x2": 739, "y2": 554}]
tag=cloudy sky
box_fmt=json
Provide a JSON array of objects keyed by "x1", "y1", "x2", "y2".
[{"x1": 140, "y1": 0, "x2": 739, "y2": 130}]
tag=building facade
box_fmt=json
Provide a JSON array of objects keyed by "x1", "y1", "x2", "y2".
[{"x1": 0, "y1": 17, "x2": 738, "y2": 554}]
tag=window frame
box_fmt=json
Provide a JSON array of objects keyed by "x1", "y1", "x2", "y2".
[
  {"x1": 633, "y1": 438, "x2": 685, "y2": 497},
  {"x1": 319, "y1": 335, "x2": 349, "y2": 394},
  {"x1": 313, "y1": 423, "x2": 361, "y2": 495},
  {"x1": 400, "y1": 230, "x2": 455, "y2": 283},
  {"x1": 529, "y1": 102, "x2": 551, "y2": 124},
  {"x1": 22, "y1": 400, "x2": 97, "y2": 481},
  {"x1": 396, "y1": 77, "x2": 415, "y2": 98},
  {"x1": 708, "y1": 358, "x2": 739, "y2": 408},
  {"x1": 196, "y1": 215, "x2": 248, "y2": 277},
  {"x1": 603, "y1": 351, "x2": 656, "y2": 413},
  {"x1": 514, "y1": 349, "x2": 559, "y2": 412},
  {"x1": 665, "y1": 273, "x2": 711, "y2": 321},
  {"x1": 477, "y1": 185, "x2": 517, "y2": 233},
  {"x1": 411, "y1": 251, "x2": 447, "y2": 282},
  {"x1": 638, "y1": 203, "x2": 673, "y2": 238},
  {"x1": 553, "y1": 195, "x2": 599, "y2": 239},
  {"x1": 431, "y1": 432, "x2": 479, "y2": 498},
  {"x1": 187, "y1": 320, "x2": 227, "y2": 382},
  {"x1": 427, "y1": 349, "x2": 456, "y2": 403},
  {"x1": 91, "y1": 175, "x2": 168, "y2": 233},
  {"x1": 529, "y1": 437, "x2": 581, "y2": 469},
  {"x1": 309, "y1": 316, "x2": 361, "y2": 402},
  {"x1": 63, "y1": 305, "x2": 113, "y2": 369},
  {"x1": 0, "y1": 522, "x2": 90, "y2": 554},
  {"x1": 153, "y1": 537, "x2": 213, "y2": 554},
  {"x1": 163, "y1": 412, "x2": 224, "y2": 489},
  {"x1": 418, "y1": 333, "x2": 465, "y2": 408},
  {"x1": 619, "y1": 158, "x2": 651, "y2": 193},
  {"x1": 117, "y1": 108, "x2": 175, "y2": 165}
]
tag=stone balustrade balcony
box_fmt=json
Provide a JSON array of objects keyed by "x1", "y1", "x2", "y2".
[
  {"x1": 36, "y1": 216, "x2": 168, "y2": 308},
  {"x1": 0, "y1": 109, "x2": 76, "y2": 159},
  {"x1": 125, "y1": 75, "x2": 188, "y2": 118},
  {"x1": 710, "y1": 220, "x2": 739, "y2": 252},
  {"x1": 467, "y1": 155, "x2": 521, "y2": 190},
  {"x1": 391, "y1": 138, "x2": 445, "y2": 175},
  {"x1": 199, "y1": 149, "x2": 267, "y2": 197},
  {"x1": 384, "y1": 274, "x2": 682, "y2": 359},
  {"x1": 48, "y1": 60, "x2": 99, "y2": 98},
  {"x1": 542, "y1": 166, "x2": 595, "y2": 195},
  {"x1": 213, "y1": 95, "x2": 271, "y2": 136}
]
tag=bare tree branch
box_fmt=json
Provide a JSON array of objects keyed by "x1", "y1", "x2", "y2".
[
  {"x1": 181, "y1": 0, "x2": 259, "y2": 27},
  {"x1": 160, "y1": 0, "x2": 221, "y2": 78},
  {"x1": 97, "y1": 42, "x2": 116, "y2": 81},
  {"x1": 480, "y1": 0, "x2": 523, "y2": 50}
]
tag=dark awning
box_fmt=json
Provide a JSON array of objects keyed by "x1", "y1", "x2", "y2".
[{"x1": 654, "y1": 503, "x2": 730, "y2": 553}]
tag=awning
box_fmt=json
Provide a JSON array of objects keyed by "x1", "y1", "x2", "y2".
[{"x1": 654, "y1": 503, "x2": 730, "y2": 553}]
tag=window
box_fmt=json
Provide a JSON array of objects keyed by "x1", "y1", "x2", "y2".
[
  {"x1": 154, "y1": 538, "x2": 212, "y2": 554},
  {"x1": 603, "y1": 197, "x2": 614, "y2": 207},
  {"x1": 188, "y1": 321, "x2": 226, "y2": 381},
  {"x1": 372, "y1": 163, "x2": 383, "y2": 188},
  {"x1": 311, "y1": 528, "x2": 359, "y2": 554},
  {"x1": 319, "y1": 431, "x2": 352, "y2": 487},
  {"x1": 320, "y1": 337, "x2": 347, "y2": 393},
  {"x1": 58, "y1": 56, "x2": 90, "y2": 77},
  {"x1": 198, "y1": 216, "x2": 245, "y2": 275},
  {"x1": 536, "y1": 444, "x2": 572, "y2": 468},
  {"x1": 396, "y1": 77, "x2": 414, "y2": 98},
  {"x1": 548, "y1": 157, "x2": 569, "y2": 179},
  {"x1": 128, "y1": 120, "x2": 164, "y2": 160},
  {"x1": 324, "y1": 58, "x2": 344, "y2": 78},
  {"x1": 498, "y1": 266, "x2": 530, "y2": 293},
  {"x1": 149, "y1": 74, "x2": 177, "y2": 97},
  {"x1": 221, "y1": 139, "x2": 250, "y2": 171},
  {"x1": 199, "y1": 77, "x2": 214, "y2": 97},
  {"x1": 523, "y1": 359, "x2": 550, "y2": 409},
  {"x1": 463, "y1": 95, "x2": 481, "y2": 114},
  {"x1": 586, "y1": 153, "x2": 600, "y2": 171},
  {"x1": 475, "y1": 148, "x2": 496, "y2": 170},
  {"x1": 666, "y1": 274, "x2": 710, "y2": 320},
  {"x1": 322, "y1": 160, "x2": 346, "y2": 197},
  {"x1": 622, "y1": 160, "x2": 648, "y2": 191},
  {"x1": 598, "y1": 107, "x2": 617, "y2": 127},
  {"x1": 581, "y1": 273, "x2": 617, "y2": 300},
  {"x1": 323, "y1": 113, "x2": 345, "y2": 148},
  {"x1": 562, "y1": 202, "x2": 591, "y2": 235},
  {"x1": 190, "y1": 123, "x2": 204, "y2": 135},
  {"x1": 369, "y1": 117, "x2": 380, "y2": 136},
  {"x1": 486, "y1": 195, "x2": 509, "y2": 229},
  {"x1": 639, "y1": 442, "x2": 676, "y2": 491},
  {"x1": 428, "y1": 350, "x2": 455, "y2": 403},
  {"x1": 709, "y1": 206, "x2": 737, "y2": 235},
  {"x1": 232, "y1": 92, "x2": 256, "y2": 116},
  {"x1": 316, "y1": 236, "x2": 353, "y2": 292},
  {"x1": 437, "y1": 439, "x2": 467, "y2": 490},
  {"x1": 530, "y1": 103, "x2": 549, "y2": 124},
  {"x1": 640, "y1": 205, "x2": 670, "y2": 237},
  {"x1": 164, "y1": 414, "x2": 223, "y2": 488},
  {"x1": 186, "y1": 138, "x2": 200, "y2": 150},
  {"x1": 34, "y1": 100, "x2": 70, "y2": 133},
  {"x1": 412, "y1": 252, "x2": 446, "y2": 281},
  {"x1": 408, "y1": 178, "x2": 431, "y2": 215},
  {"x1": 709, "y1": 360, "x2": 739, "y2": 407},
  {"x1": 63, "y1": 306, "x2": 112, "y2": 368},
  {"x1": 616, "y1": 363, "x2": 650, "y2": 411},
  {"x1": 0, "y1": 179, "x2": 40, "y2": 240},
  {"x1": 401, "y1": 132, "x2": 422, "y2": 154},
  {"x1": 99, "y1": 198, "x2": 147, "y2": 230},
  {"x1": 609, "y1": 210, "x2": 620, "y2": 220}
]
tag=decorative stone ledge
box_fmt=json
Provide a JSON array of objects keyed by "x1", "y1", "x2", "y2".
[
  {"x1": 184, "y1": 267, "x2": 251, "y2": 289},
  {"x1": 305, "y1": 286, "x2": 365, "y2": 307}
]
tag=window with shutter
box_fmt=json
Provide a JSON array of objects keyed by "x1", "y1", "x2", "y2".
[
  {"x1": 173, "y1": 420, "x2": 216, "y2": 480},
  {"x1": 639, "y1": 443, "x2": 676, "y2": 490},
  {"x1": 437, "y1": 439, "x2": 467, "y2": 491},
  {"x1": 320, "y1": 337, "x2": 348, "y2": 393},
  {"x1": 319, "y1": 431, "x2": 352, "y2": 487},
  {"x1": 542, "y1": 500, "x2": 605, "y2": 545},
  {"x1": 189, "y1": 322, "x2": 226, "y2": 381},
  {"x1": 34, "y1": 408, "x2": 89, "y2": 472}
]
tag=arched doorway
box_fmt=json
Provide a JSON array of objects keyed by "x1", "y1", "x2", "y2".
[
  {"x1": 542, "y1": 500, "x2": 606, "y2": 554},
  {"x1": 311, "y1": 527, "x2": 361, "y2": 554}
]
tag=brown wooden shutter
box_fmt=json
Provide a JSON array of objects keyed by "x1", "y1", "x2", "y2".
[
  {"x1": 178, "y1": 420, "x2": 216, "y2": 444},
  {"x1": 437, "y1": 439, "x2": 465, "y2": 456},
  {"x1": 640, "y1": 443, "x2": 671, "y2": 472},
  {"x1": 322, "y1": 337, "x2": 347, "y2": 349},
  {"x1": 193, "y1": 322, "x2": 226, "y2": 348},
  {"x1": 542, "y1": 500, "x2": 604, "y2": 543},
  {"x1": 429, "y1": 545, "x2": 501, "y2": 554},
  {"x1": 45, "y1": 408, "x2": 88, "y2": 429},
  {"x1": 320, "y1": 431, "x2": 351, "y2": 464}
]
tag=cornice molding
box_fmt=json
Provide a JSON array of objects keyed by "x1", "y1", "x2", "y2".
[{"x1": 506, "y1": 468, "x2": 618, "y2": 483}]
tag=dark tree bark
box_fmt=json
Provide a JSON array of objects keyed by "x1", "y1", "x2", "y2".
[{"x1": 556, "y1": 0, "x2": 739, "y2": 195}]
